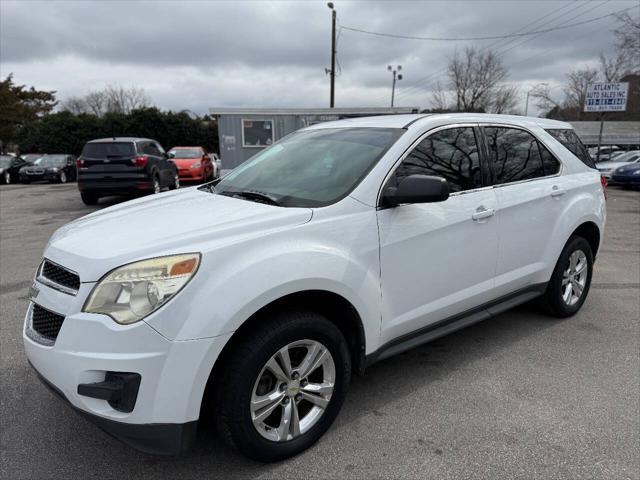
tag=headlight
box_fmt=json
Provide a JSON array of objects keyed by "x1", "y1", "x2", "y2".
[
  {"x1": 84, "y1": 253, "x2": 200, "y2": 324},
  {"x1": 190, "y1": 162, "x2": 202, "y2": 169}
]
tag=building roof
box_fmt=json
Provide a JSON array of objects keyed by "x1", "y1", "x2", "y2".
[{"x1": 208, "y1": 107, "x2": 420, "y2": 116}]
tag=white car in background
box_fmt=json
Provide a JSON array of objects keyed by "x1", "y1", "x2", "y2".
[
  {"x1": 24, "y1": 113, "x2": 605, "y2": 461},
  {"x1": 596, "y1": 150, "x2": 640, "y2": 180}
]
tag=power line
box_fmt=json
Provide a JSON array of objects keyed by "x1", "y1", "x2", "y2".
[
  {"x1": 364, "y1": 0, "x2": 592, "y2": 105},
  {"x1": 381, "y1": 1, "x2": 631, "y2": 107},
  {"x1": 340, "y1": 4, "x2": 637, "y2": 42}
]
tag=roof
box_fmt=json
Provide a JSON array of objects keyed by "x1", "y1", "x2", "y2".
[
  {"x1": 88, "y1": 137, "x2": 154, "y2": 143},
  {"x1": 208, "y1": 107, "x2": 420, "y2": 116},
  {"x1": 303, "y1": 113, "x2": 572, "y2": 130}
]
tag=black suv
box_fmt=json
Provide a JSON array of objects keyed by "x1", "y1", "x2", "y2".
[{"x1": 77, "y1": 137, "x2": 179, "y2": 205}]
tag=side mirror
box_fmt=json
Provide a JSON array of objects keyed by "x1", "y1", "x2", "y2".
[
  {"x1": 383, "y1": 175, "x2": 450, "y2": 206},
  {"x1": 168, "y1": 151, "x2": 176, "y2": 159}
]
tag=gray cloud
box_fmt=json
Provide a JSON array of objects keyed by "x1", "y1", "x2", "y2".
[{"x1": 1, "y1": 0, "x2": 635, "y2": 114}]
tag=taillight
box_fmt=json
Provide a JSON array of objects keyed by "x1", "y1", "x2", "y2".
[
  {"x1": 76, "y1": 158, "x2": 84, "y2": 168},
  {"x1": 600, "y1": 175, "x2": 607, "y2": 200},
  {"x1": 133, "y1": 155, "x2": 148, "y2": 168}
]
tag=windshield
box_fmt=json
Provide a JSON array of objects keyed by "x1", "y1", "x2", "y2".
[
  {"x1": 82, "y1": 142, "x2": 135, "y2": 158},
  {"x1": 0, "y1": 156, "x2": 12, "y2": 168},
  {"x1": 33, "y1": 155, "x2": 66, "y2": 167},
  {"x1": 170, "y1": 148, "x2": 202, "y2": 159},
  {"x1": 213, "y1": 127, "x2": 403, "y2": 207},
  {"x1": 21, "y1": 154, "x2": 42, "y2": 163},
  {"x1": 613, "y1": 151, "x2": 640, "y2": 163}
]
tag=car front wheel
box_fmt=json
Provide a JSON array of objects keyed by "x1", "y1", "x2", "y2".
[
  {"x1": 214, "y1": 310, "x2": 351, "y2": 462},
  {"x1": 59, "y1": 171, "x2": 67, "y2": 183},
  {"x1": 3, "y1": 171, "x2": 10, "y2": 184}
]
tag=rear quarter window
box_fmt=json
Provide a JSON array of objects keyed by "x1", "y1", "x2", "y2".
[{"x1": 545, "y1": 129, "x2": 595, "y2": 169}]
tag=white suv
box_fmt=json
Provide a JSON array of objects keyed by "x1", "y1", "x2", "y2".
[{"x1": 23, "y1": 114, "x2": 606, "y2": 461}]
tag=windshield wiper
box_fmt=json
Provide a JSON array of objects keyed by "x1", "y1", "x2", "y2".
[{"x1": 220, "y1": 190, "x2": 281, "y2": 206}]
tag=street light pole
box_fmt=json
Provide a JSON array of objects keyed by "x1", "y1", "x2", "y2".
[
  {"x1": 525, "y1": 82, "x2": 547, "y2": 116},
  {"x1": 328, "y1": 3, "x2": 336, "y2": 108},
  {"x1": 388, "y1": 65, "x2": 402, "y2": 108}
]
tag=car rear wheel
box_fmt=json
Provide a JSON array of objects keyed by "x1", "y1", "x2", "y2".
[
  {"x1": 80, "y1": 192, "x2": 99, "y2": 206},
  {"x1": 213, "y1": 310, "x2": 351, "y2": 462},
  {"x1": 3, "y1": 171, "x2": 10, "y2": 184},
  {"x1": 169, "y1": 172, "x2": 180, "y2": 190},
  {"x1": 540, "y1": 236, "x2": 593, "y2": 318},
  {"x1": 152, "y1": 175, "x2": 161, "y2": 194}
]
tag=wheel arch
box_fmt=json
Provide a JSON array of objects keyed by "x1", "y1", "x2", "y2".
[
  {"x1": 200, "y1": 289, "x2": 367, "y2": 419},
  {"x1": 570, "y1": 221, "x2": 601, "y2": 258}
]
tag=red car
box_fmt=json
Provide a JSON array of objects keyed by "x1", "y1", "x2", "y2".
[{"x1": 168, "y1": 146, "x2": 217, "y2": 183}]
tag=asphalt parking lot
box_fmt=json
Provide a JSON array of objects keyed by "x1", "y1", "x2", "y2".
[{"x1": 1, "y1": 183, "x2": 639, "y2": 479}]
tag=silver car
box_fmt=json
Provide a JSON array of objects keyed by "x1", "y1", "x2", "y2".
[{"x1": 596, "y1": 151, "x2": 640, "y2": 179}]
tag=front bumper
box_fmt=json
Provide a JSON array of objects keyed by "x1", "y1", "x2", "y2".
[
  {"x1": 23, "y1": 278, "x2": 233, "y2": 454},
  {"x1": 178, "y1": 168, "x2": 205, "y2": 182},
  {"x1": 20, "y1": 171, "x2": 59, "y2": 182},
  {"x1": 29, "y1": 360, "x2": 198, "y2": 455}
]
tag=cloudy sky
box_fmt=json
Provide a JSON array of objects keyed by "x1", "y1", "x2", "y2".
[{"x1": 1, "y1": 0, "x2": 637, "y2": 115}]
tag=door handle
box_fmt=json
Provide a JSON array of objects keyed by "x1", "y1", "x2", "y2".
[
  {"x1": 550, "y1": 185, "x2": 566, "y2": 197},
  {"x1": 472, "y1": 206, "x2": 495, "y2": 221}
]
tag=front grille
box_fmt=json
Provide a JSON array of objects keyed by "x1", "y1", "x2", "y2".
[
  {"x1": 31, "y1": 304, "x2": 65, "y2": 342},
  {"x1": 41, "y1": 260, "x2": 80, "y2": 292}
]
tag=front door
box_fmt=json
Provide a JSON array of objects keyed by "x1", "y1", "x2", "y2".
[{"x1": 377, "y1": 126, "x2": 499, "y2": 345}]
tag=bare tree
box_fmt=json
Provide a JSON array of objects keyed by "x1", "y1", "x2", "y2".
[
  {"x1": 491, "y1": 84, "x2": 519, "y2": 114},
  {"x1": 564, "y1": 68, "x2": 599, "y2": 113},
  {"x1": 431, "y1": 47, "x2": 515, "y2": 113},
  {"x1": 613, "y1": 12, "x2": 640, "y2": 75},
  {"x1": 61, "y1": 96, "x2": 88, "y2": 114},
  {"x1": 85, "y1": 91, "x2": 106, "y2": 116},
  {"x1": 430, "y1": 81, "x2": 449, "y2": 111},
  {"x1": 104, "y1": 85, "x2": 149, "y2": 114}
]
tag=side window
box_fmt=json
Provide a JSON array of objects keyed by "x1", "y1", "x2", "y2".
[
  {"x1": 485, "y1": 127, "x2": 545, "y2": 185},
  {"x1": 538, "y1": 142, "x2": 560, "y2": 176},
  {"x1": 545, "y1": 129, "x2": 595, "y2": 169},
  {"x1": 139, "y1": 142, "x2": 152, "y2": 155},
  {"x1": 154, "y1": 142, "x2": 166, "y2": 156},
  {"x1": 391, "y1": 127, "x2": 482, "y2": 193},
  {"x1": 142, "y1": 142, "x2": 160, "y2": 156}
]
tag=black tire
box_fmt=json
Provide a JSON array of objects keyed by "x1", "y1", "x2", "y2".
[
  {"x1": 539, "y1": 236, "x2": 593, "y2": 318},
  {"x1": 213, "y1": 310, "x2": 351, "y2": 462},
  {"x1": 58, "y1": 171, "x2": 67, "y2": 184},
  {"x1": 152, "y1": 174, "x2": 161, "y2": 194},
  {"x1": 169, "y1": 171, "x2": 180, "y2": 190},
  {"x1": 80, "y1": 192, "x2": 99, "y2": 206}
]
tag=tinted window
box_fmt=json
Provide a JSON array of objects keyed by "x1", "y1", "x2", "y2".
[
  {"x1": 539, "y1": 143, "x2": 560, "y2": 176},
  {"x1": 82, "y1": 142, "x2": 135, "y2": 158},
  {"x1": 485, "y1": 127, "x2": 546, "y2": 184},
  {"x1": 215, "y1": 128, "x2": 404, "y2": 207},
  {"x1": 390, "y1": 127, "x2": 482, "y2": 193},
  {"x1": 545, "y1": 129, "x2": 595, "y2": 168}
]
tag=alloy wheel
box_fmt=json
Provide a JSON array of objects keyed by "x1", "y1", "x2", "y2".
[
  {"x1": 153, "y1": 177, "x2": 161, "y2": 194},
  {"x1": 4, "y1": 171, "x2": 10, "y2": 184},
  {"x1": 174, "y1": 174, "x2": 180, "y2": 189},
  {"x1": 250, "y1": 339, "x2": 335, "y2": 442},
  {"x1": 562, "y1": 250, "x2": 588, "y2": 305},
  {"x1": 59, "y1": 171, "x2": 67, "y2": 183}
]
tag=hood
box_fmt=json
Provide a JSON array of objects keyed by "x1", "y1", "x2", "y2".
[
  {"x1": 172, "y1": 158, "x2": 202, "y2": 168},
  {"x1": 45, "y1": 188, "x2": 313, "y2": 281}
]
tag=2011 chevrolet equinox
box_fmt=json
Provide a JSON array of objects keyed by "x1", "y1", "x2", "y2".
[{"x1": 24, "y1": 113, "x2": 606, "y2": 461}]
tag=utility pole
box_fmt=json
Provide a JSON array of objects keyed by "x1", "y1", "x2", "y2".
[
  {"x1": 328, "y1": 3, "x2": 336, "y2": 108},
  {"x1": 388, "y1": 65, "x2": 402, "y2": 108}
]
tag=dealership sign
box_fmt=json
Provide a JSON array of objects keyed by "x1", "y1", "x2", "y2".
[{"x1": 584, "y1": 82, "x2": 628, "y2": 112}]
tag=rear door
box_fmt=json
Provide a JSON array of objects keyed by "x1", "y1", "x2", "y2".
[
  {"x1": 377, "y1": 125, "x2": 500, "y2": 344},
  {"x1": 482, "y1": 125, "x2": 564, "y2": 296}
]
